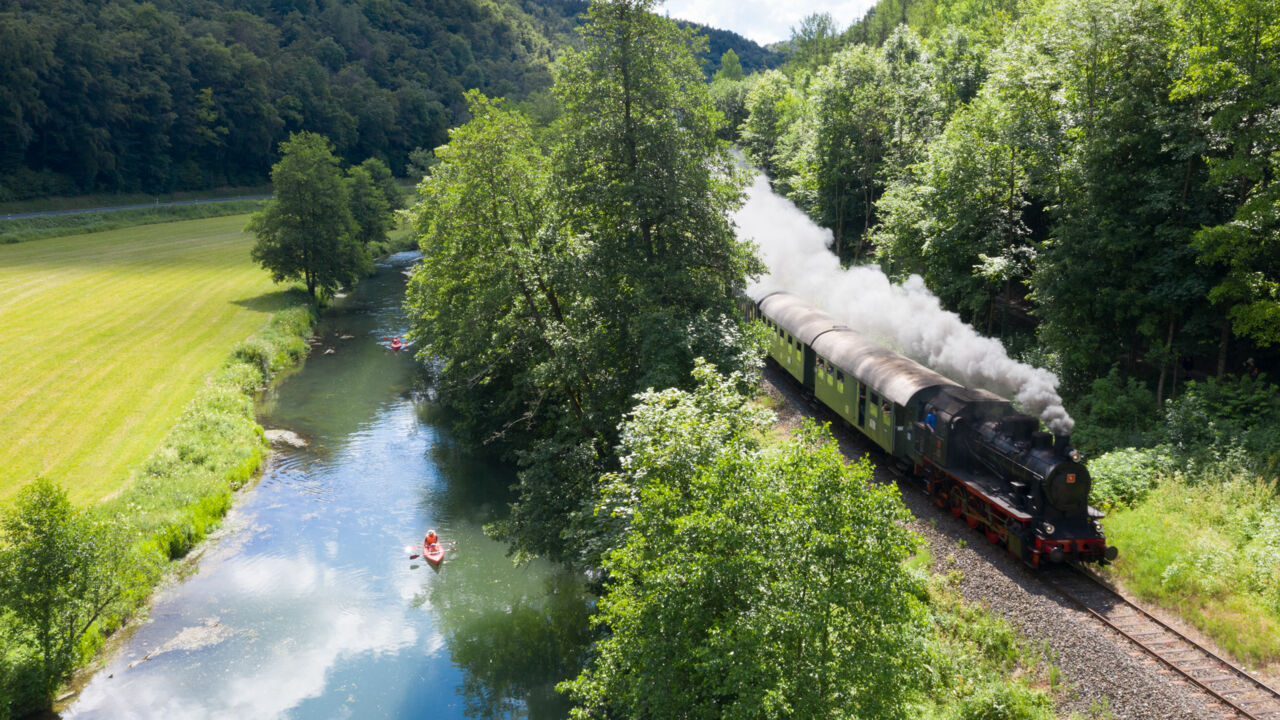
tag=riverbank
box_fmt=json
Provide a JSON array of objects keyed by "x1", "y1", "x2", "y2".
[
  {"x1": 0, "y1": 216, "x2": 417, "y2": 714},
  {"x1": 2, "y1": 290, "x2": 316, "y2": 717}
]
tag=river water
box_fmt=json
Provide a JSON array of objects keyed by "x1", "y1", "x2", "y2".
[{"x1": 64, "y1": 252, "x2": 592, "y2": 719}]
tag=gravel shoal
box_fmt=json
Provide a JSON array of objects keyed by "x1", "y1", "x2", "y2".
[{"x1": 761, "y1": 365, "x2": 1225, "y2": 720}]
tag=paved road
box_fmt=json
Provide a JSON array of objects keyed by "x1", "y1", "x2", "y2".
[{"x1": 1, "y1": 195, "x2": 271, "y2": 221}]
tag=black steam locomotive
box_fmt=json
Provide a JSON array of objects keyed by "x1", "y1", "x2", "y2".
[{"x1": 749, "y1": 291, "x2": 1116, "y2": 566}]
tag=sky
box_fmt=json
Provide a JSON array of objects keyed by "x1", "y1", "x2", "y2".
[{"x1": 661, "y1": 0, "x2": 880, "y2": 46}]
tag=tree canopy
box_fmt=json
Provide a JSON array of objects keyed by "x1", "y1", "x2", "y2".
[
  {"x1": 565, "y1": 363, "x2": 929, "y2": 719},
  {"x1": 0, "y1": 0, "x2": 589, "y2": 200},
  {"x1": 248, "y1": 132, "x2": 368, "y2": 302},
  {"x1": 0, "y1": 480, "x2": 144, "y2": 706},
  {"x1": 738, "y1": 0, "x2": 1280, "y2": 397},
  {"x1": 405, "y1": 0, "x2": 761, "y2": 565}
]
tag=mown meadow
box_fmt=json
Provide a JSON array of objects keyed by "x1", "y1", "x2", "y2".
[
  {"x1": 0, "y1": 213, "x2": 319, "y2": 714},
  {"x1": 0, "y1": 215, "x2": 290, "y2": 504}
]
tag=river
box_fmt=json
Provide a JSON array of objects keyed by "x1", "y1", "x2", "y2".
[{"x1": 64, "y1": 252, "x2": 592, "y2": 719}]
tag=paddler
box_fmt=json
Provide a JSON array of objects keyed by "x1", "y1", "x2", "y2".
[{"x1": 424, "y1": 529, "x2": 438, "y2": 546}]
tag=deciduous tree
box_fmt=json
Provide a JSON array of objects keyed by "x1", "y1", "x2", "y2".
[
  {"x1": 0, "y1": 480, "x2": 144, "y2": 706},
  {"x1": 552, "y1": 0, "x2": 758, "y2": 408},
  {"x1": 248, "y1": 132, "x2": 367, "y2": 302},
  {"x1": 565, "y1": 363, "x2": 929, "y2": 719},
  {"x1": 1173, "y1": 0, "x2": 1280, "y2": 360}
]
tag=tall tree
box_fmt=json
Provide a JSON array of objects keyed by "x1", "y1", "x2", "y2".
[
  {"x1": 489, "y1": 0, "x2": 761, "y2": 564},
  {"x1": 552, "y1": 0, "x2": 758, "y2": 398},
  {"x1": 788, "y1": 12, "x2": 842, "y2": 72},
  {"x1": 565, "y1": 364, "x2": 929, "y2": 719},
  {"x1": 739, "y1": 70, "x2": 798, "y2": 178},
  {"x1": 1173, "y1": 0, "x2": 1280, "y2": 364},
  {"x1": 248, "y1": 132, "x2": 366, "y2": 302},
  {"x1": 713, "y1": 48, "x2": 744, "y2": 81},
  {"x1": 1032, "y1": 0, "x2": 1217, "y2": 391},
  {"x1": 346, "y1": 164, "x2": 394, "y2": 247},
  {"x1": 404, "y1": 91, "x2": 581, "y2": 450},
  {"x1": 798, "y1": 44, "x2": 888, "y2": 261}
]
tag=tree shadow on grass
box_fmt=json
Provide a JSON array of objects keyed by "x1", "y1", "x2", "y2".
[{"x1": 231, "y1": 287, "x2": 311, "y2": 314}]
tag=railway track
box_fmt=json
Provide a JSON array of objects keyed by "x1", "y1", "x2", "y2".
[
  {"x1": 1046, "y1": 567, "x2": 1280, "y2": 719},
  {"x1": 766, "y1": 364, "x2": 1279, "y2": 719}
]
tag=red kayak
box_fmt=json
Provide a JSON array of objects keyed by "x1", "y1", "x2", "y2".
[
  {"x1": 423, "y1": 542, "x2": 444, "y2": 566},
  {"x1": 390, "y1": 337, "x2": 404, "y2": 351}
]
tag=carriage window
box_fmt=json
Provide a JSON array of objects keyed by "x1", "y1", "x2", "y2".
[
  {"x1": 870, "y1": 392, "x2": 880, "y2": 406},
  {"x1": 836, "y1": 371, "x2": 844, "y2": 383}
]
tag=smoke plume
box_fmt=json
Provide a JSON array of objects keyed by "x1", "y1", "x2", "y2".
[{"x1": 734, "y1": 171, "x2": 1075, "y2": 435}]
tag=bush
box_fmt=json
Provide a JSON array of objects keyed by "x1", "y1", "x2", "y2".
[
  {"x1": 953, "y1": 682, "x2": 1053, "y2": 720},
  {"x1": 1105, "y1": 473, "x2": 1280, "y2": 664},
  {"x1": 0, "y1": 645, "x2": 46, "y2": 718},
  {"x1": 1088, "y1": 446, "x2": 1175, "y2": 510}
]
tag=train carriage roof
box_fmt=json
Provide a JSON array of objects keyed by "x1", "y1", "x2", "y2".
[
  {"x1": 758, "y1": 292, "x2": 843, "y2": 345},
  {"x1": 758, "y1": 292, "x2": 962, "y2": 406},
  {"x1": 812, "y1": 329, "x2": 961, "y2": 406}
]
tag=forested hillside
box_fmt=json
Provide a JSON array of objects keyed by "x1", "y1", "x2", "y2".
[
  {"x1": 0, "y1": 0, "x2": 780, "y2": 202},
  {"x1": 0, "y1": 0, "x2": 589, "y2": 199},
  {"x1": 677, "y1": 20, "x2": 783, "y2": 76},
  {"x1": 729, "y1": 0, "x2": 1279, "y2": 400}
]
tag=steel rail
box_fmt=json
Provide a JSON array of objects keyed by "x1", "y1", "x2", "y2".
[{"x1": 1047, "y1": 566, "x2": 1280, "y2": 720}]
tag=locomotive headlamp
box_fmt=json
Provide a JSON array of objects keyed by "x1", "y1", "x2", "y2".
[{"x1": 1043, "y1": 523, "x2": 1056, "y2": 535}]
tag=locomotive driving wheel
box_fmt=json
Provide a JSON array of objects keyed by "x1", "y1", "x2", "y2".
[{"x1": 949, "y1": 486, "x2": 965, "y2": 518}]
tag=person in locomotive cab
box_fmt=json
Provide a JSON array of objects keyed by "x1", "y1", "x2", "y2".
[{"x1": 925, "y1": 411, "x2": 937, "y2": 430}]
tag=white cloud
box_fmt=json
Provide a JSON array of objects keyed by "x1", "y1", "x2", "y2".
[
  {"x1": 661, "y1": 0, "x2": 878, "y2": 45},
  {"x1": 65, "y1": 554, "x2": 427, "y2": 720}
]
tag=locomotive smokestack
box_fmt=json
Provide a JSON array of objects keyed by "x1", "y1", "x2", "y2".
[{"x1": 1054, "y1": 434, "x2": 1070, "y2": 454}]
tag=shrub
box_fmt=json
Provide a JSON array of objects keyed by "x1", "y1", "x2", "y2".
[
  {"x1": 1162, "y1": 374, "x2": 1280, "y2": 461},
  {"x1": 953, "y1": 682, "x2": 1053, "y2": 720},
  {"x1": 1088, "y1": 446, "x2": 1175, "y2": 511}
]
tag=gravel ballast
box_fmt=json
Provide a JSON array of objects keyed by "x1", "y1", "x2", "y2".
[{"x1": 761, "y1": 365, "x2": 1225, "y2": 720}]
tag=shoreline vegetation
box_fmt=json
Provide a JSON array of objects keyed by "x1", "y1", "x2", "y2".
[
  {"x1": 1, "y1": 289, "x2": 316, "y2": 716},
  {"x1": 0, "y1": 183, "x2": 417, "y2": 714}
]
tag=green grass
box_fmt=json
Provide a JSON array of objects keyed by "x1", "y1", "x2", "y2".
[
  {"x1": 909, "y1": 552, "x2": 1057, "y2": 720},
  {"x1": 0, "y1": 186, "x2": 271, "y2": 215},
  {"x1": 0, "y1": 199, "x2": 268, "y2": 245},
  {"x1": 0, "y1": 214, "x2": 291, "y2": 505},
  {"x1": 1101, "y1": 467, "x2": 1280, "y2": 667}
]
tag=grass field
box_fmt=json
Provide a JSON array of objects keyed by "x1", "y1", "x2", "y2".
[{"x1": 0, "y1": 214, "x2": 288, "y2": 505}]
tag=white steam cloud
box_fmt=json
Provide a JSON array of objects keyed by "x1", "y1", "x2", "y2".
[{"x1": 734, "y1": 171, "x2": 1075, "y2": 435}]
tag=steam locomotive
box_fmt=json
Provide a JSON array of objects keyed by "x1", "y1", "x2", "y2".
[{"x1": 748, "y1": 291, "x2": 1117, "y2": 566}]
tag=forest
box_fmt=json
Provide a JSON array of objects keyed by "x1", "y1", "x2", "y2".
[
  {"x1": 720, "y1": 0, "x2": 1278, "y2": 406},
  {"x1": 0, "y1": 0, "x2": 781, "y2": 201},
  {"x1": 0, "y1": 0, "x2": 588, "y2": 199},
  {"x1": 716, "y1": 0, "x2": 1280, "y2": 669}
]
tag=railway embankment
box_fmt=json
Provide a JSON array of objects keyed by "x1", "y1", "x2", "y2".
[{"x1": 761, "y1": 363, "x2": 1231, "y2": 720}]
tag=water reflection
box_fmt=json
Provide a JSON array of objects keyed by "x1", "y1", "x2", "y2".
[
  {"x1": 422, "y1": 571, "x2": 594, "y2": 720},
  {"x1": 63, "y1": 253, "x2": 593, "y2": 719}
]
